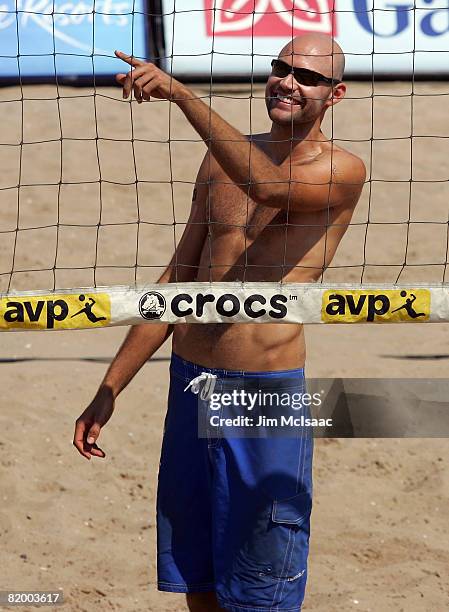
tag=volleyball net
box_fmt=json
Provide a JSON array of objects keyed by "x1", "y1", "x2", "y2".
[{"x1": 1, "y1": 1, "x2": 449, "y2": 330}]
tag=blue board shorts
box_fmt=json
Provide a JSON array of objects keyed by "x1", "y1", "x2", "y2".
[{"x1": 157, "y1": 353, "x2": 314, "y2": 612}]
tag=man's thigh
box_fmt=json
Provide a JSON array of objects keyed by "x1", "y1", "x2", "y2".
[
  {"x1": 157, "y1": 369, "x2": 215, "y2": 592},
  {"x1": 210, "y1": 374, "x2": 314, "y2": 612}
]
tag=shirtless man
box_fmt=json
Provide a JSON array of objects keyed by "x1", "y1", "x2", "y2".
[{"x1": 73, "y1": 34, "x2": 365, "y2": 612}]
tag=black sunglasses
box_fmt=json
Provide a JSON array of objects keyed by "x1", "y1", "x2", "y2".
[{"x1": 270, "y1": 59, "x2": 341, "y2": 87}]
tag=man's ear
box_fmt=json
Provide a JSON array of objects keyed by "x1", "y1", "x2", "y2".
[{"x1": 328, "y1": 82, "x2": 346, "y2": 107}]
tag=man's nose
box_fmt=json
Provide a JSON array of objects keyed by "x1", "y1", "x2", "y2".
[{"x1": 278, "y1": 72, "x2": 297, "y2": 93}]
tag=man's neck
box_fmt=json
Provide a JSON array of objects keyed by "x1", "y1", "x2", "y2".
[{"x1": 269, "y1": 119, "x2": 326, "y2": 163}]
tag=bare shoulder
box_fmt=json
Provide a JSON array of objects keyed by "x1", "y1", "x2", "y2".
[
  {"x1": 288, "y1": 143, "x2": 366, "y2": 209},
  {"x1": 324, "y1": 145, "x2": 366, "y2": 185}
]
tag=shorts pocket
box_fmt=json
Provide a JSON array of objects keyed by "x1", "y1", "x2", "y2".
[
  {"x1": 235, "y1": 491, "x2": 312, "y2": 582},
  {"x1": 272, "y1": 492, "x2": 311, "y2": 526}
]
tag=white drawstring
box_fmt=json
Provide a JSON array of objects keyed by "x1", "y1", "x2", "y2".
[{"x1": 184, "y1": 372, "x2": 217, "y2": 401}]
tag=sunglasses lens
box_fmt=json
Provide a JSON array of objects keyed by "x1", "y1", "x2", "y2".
[
  {"x1": 271, "y1": 60, "x2": 333, "y2": 86},
  {"x1": 294, "y1": 70, "x2": 319, "y2": 87},
  {"x1": 271, "y1": 60, "x2": 289, "y2": 78}
]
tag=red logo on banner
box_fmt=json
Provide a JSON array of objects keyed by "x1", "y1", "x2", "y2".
[{"x1": 205, "y1": 0, "x2": 337, "y2": 37}]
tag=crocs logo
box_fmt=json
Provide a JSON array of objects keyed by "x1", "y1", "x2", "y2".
[
  {"x1": 171, "y1": 293, "x2": 288, "y2": 320},
  {"x1": 139, "y1": 291, "x2": 166, "y2": 320}
]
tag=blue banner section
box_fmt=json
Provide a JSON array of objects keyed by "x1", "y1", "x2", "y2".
[{"x1": 0, "y1": 0, "x2": 148, "y2": 78}]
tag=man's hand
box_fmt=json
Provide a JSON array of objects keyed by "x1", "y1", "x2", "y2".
[
  {"x1": 115, "y1": 50, "x2": 187, "y2": 103},
  {"x1": 73, "y1": 386, "x2": 115, "y2": 460}
]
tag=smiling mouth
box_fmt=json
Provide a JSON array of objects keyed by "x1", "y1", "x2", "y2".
[{"x1": 271, "y1": 93, "x2": 303, "y2": 107}]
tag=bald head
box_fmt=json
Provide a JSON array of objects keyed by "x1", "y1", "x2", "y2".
[{"x1": 279, "y1": 34, "x2": 345, "y2": 81}]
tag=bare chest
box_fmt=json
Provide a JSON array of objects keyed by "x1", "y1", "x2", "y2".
[{"x1": 207, "y1": 174, "x2": 286, "y2": 240}]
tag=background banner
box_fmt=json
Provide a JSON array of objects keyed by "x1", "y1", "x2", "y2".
[
  {"x1": 0, "y1": 0, "x2": 149, "y2": 79},
  {"x1": 2, "y1": 1, "x2": 448, "y2": 81},
  {"x1": 162, "y1": 0, "x2": 449, "y2": 77}
]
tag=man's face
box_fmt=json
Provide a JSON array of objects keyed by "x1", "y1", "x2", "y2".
[{"x1": 265, "y1": 55, "x2": 338, "y2": 126}]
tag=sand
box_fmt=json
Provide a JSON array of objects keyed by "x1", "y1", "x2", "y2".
[{"x1": 0, "y1": 80, "x2": 448, "y2": 611}]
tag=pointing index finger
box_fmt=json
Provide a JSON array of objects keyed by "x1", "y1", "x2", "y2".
[{"x1": 114, "y1": 49, "x2": 144, "y2": 68}]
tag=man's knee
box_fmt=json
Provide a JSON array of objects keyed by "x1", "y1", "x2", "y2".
[{"x1": 186, "y1": 592, "x2": 224, "y2": 612}]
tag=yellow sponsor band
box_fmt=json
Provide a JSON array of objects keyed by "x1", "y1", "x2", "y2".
[
  {"x1": 0, "y1": 293, "x2": 111, "y2": 330},
  {"x1": 322, "y1": 289, "x2": 431, "y2": 323}
]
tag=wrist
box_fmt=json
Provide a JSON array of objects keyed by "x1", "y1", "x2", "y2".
[
  {"x1": 98, "y1": 379, "x2": 120, "y2": 401},
  {"x1": 172, "y1": 83, "x2": 195, "y2": 104}
]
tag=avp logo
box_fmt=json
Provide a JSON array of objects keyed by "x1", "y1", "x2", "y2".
[
  {"x1": 0, "y1": 293, "x2": 111, "y2": 330},
  {"x1": 322, "y1": 289, "x2": 430, "y2": 323},
  {"x1": 204, "y1": 0, "x2": 336, "y2": 37},
  {"x1": 139, "y1": 292, "x2": 166, "y2": 320}
]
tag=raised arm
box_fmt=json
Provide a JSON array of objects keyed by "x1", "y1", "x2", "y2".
[
  {"x1": 173, "y1": 90, "x2": 365, "y2": 213},
  {"x1": 114, "y1": 51, "x2": 366, "y2": 213},
  {"x1": 73, "y1": 159, "x2": 209, "y2": 459}
]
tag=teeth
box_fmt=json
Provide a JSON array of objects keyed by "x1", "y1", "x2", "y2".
[{"x1": 276, "y1": 94, "x2": 297, "y2": 105}]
